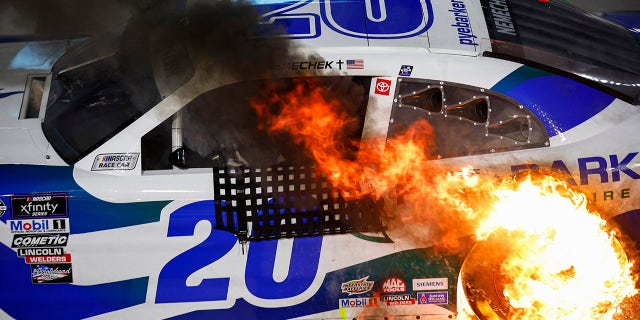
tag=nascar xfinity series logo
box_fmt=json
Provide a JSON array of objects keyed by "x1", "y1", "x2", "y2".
[
  {"x1": 11, "y1": 193, "x2": 68, "y2": 219},
  {"x1": 92, "y1": 153, "x2": 139, "y2": 171}
]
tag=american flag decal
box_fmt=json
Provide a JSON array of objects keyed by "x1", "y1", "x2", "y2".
[{"x1": 346, "y1": 59, "x2": 364, "y2": 69}]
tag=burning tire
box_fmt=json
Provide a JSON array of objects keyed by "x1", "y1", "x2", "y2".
[
  {"x1": 458, "y1": 232, "x2": 515, "y2": 320},
  {"x1": 457, "y1": 230, "x2": 635, "y2": 320}
]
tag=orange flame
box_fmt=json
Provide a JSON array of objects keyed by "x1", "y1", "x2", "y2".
[{"x1": 251, "y1": 77, "x2": 638, "y2": 319}]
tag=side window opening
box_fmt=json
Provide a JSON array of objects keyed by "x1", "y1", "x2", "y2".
[
  {"x1": 142, "y1": 76, "x2": 371, "y2": 171},
  {"x1": 141, "y1": 76, "x2": 382, "y2": 241},
  {"x1": 19, "y1": 75, "x2": 49, "y2": 119}
]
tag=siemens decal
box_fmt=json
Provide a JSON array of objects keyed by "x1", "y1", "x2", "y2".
[
  {"x1": 413, "y1": 278, "x2": 448, "y2": 291},
  {"x1": 448, "y1": 0, "x2": 478, "y2": 46}
]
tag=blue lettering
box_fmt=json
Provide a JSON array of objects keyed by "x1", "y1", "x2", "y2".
[
  {"x1": 578, "y1": 156, "x2": 608, "y2": 185},
  {"x1": 156, "y1": 201, "x2": 236, "y2": 303},
  {"x1": 10, "y1": 220, "x2": 22, "y2": 229},
  {"x1": 610, "y1": 153, "x2": 640, "y2": 181},
  {"x1": 323, "y1": 0, "x2": 432, "y2": 39},
  {"x1": 447, "y1": 0, "x2": 478, "y2": 46},
  {"x1": 256, "y1": 0, "x2": 321, "y2": 39},
  {"x1": 511, "y1": 164, "x2": 539, "y2": 174},
  {"x1": 156, "y1": 201, "x2": 324, "y2": 303},
  {"x1": 550, "y1": 160, "x2": 577, "y2": 185}
]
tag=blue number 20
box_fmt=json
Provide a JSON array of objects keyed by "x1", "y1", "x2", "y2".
[
  {"x1": 321, "y1": 0, "x2": 433, "y2": 39},
  {"x1": 156, "y1": 201, "x2": 323, "y2": 303}
]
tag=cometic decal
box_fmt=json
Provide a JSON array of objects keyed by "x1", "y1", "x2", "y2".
[{"x1": 11, "y1": 233, "x2": 69, "y2": 248}]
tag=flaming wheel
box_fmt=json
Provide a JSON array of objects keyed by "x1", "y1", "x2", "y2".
[
  {"x1": 459, "y1": 230, "x2": 637, "y2": 320},
  {"x1": 459, "y1": 233, "x2": 515, "y2": 320}
]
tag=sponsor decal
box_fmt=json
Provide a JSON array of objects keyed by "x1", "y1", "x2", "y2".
[
  {"x1": 374, "y1": 78, "x2": 392, "y2": 96},
  {"x1": 341, "y1": 276, "x2": 375, "y2": 295},
  {"x1": 381, "y1": 294, "x2": 415, "y2": 306},
  {"x1": 413, "y1": 277, "x2": 448, "y2": 291},
  {"x1": 91, "y1": 153, "x2": 139, "y2": 171},
  {"x1": 17, "y1": 247, "x2": 64, "y2": 257},
  {"x1": 11, "y1": 233, "x2": 69, "y2": 248},
  {"x1": 11, "y1": 193, "x2": 68, "y2": 219},
  {"x1": 381, "y1": 277, "x2": 406, "y2": 293},
  {"x1": 448, "y1": 0, "x2": 478, "y2": 46},
  {"x1": 417, "y1": 291, "x2": 449, "y2": 305},
  {"x1": 338, "y1": 297, "x2": 378, "y2": 308},
  {"x1": 25, "y1": 254, "x2": 72, "y2": 264},
  {"x1": 399, "y1": 65, "x2": 413, "y2": 77},
  {"x1": 9, "y1": 218, "x2": 69, "y2": 234},
  {"x1": 0, "y1": 199, "x2": 6, "y2": 217},
  {"x1": 346, "y1": 59, "x2": 364, "y2": 70},
  {"x1": 480, "y1": 0, "x2": 519, "y2": 43},
  {"x1": 511, "y1": 152, "x2": 640, "y2": 186},
  {"x1": 31, "y1": 263, "x2": 73, "y2": 284},
  {"x1": 277, "y1": 59, "x2": 365, "y2": 71}
]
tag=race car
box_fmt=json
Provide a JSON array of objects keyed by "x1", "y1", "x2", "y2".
[{"x1": 1, "y1": 0, "x2": 640, "y2": 319}]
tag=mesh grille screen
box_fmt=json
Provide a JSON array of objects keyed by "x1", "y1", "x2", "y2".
[{"x1": 213, "y1": 164, "x2": 383, "y2": 241}]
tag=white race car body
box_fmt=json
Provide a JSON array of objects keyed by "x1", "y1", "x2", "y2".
[{"x1": 1, "y1": 0, "x2": 640, "y2": 319}]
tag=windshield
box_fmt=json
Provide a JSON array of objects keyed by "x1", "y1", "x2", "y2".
[
  {"x1": 42, "y1": 0, "x2": 191, "y2": 164},
  {"x1": 480, "y1": 0, "x2": 640, "y2": 104}
]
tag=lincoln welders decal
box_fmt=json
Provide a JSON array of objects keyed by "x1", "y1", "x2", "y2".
[
  {"x1": 11, "y1": 193, "x2": 68, "y2": 219},
  {"x1": 17, "y1": 247, "x2": 64, "y2": 257},
  {"x1": 11, "y1": 233, "x2": 69, "y2": 248},
  {"x1": 25, "y1": 254, "x2": 72, "y2": 264},
  {"x1": 380, "y1": 294, "x2": 415, "y2": 306},
  {"x1": 31, "y1": 263, "x2": 73, "y2": 284},
  {"x1": 91, "y1": 153, "x2": 139, "y2": 171}
]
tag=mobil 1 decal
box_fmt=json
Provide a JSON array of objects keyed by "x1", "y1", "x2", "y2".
[
  {"x1": 8, "y1": 218, "x2": 69, "y2": 234},
  {"x1": 11, "y1": 193, "x2": 68, "y2": 219},
  {"x1": 31, "y1": 263, "x2": 73, "y2": 284}
]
